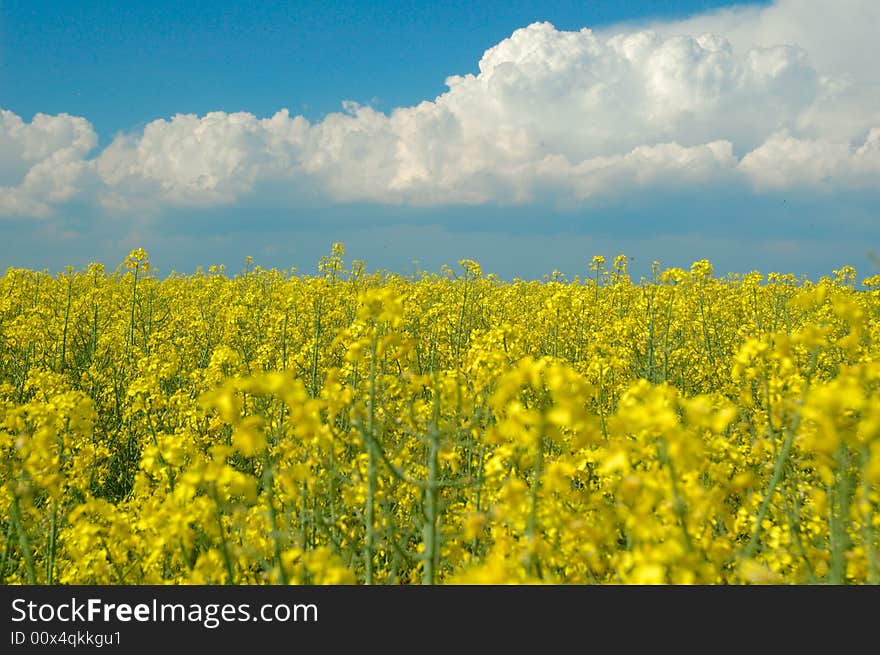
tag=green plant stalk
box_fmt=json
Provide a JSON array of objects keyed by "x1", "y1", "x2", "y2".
[
  {"x1": 828, "y1": 446, "x2": 854, "y2": 584},
  {"x1": 552, "y1": 304, "x2": 560, "y2": 358},
  {"x1": 363, "y1": 331, "x2": 379, "y2": 585},
  {"x1": 326, "y1": 447, "x2": 340, "y2": 558},
  {"x1": 645, "y1": 287, "x2": 657, "y2": 383},
  {"x1": 660, "y1": 440, "x2": 693, "y2": 555},
  {"x1": 99, "y1": 537, "x2": 130, "y2": 583},
  {"x1": 310, "y1": 297, "x2": 322, "y2": 397},
  {"x1": 178, "y1": 538, "x2": 195, "y2": 571},
  {"x1": 146, "y1": 411, "x2": 175, "y2": 492},
  {"x1": 861, "y1": 444, "x2": 879, "y2": 584},
  {"x1": 0, "y1": 517, "x2": 15, "y2": 584},
  {"x1": 526, "y1": 426, "x2": 545, "y2": 579},
  {"x1": 210, "y1": 488, "x2": 236, "y2": 585},
  {"x1": 281, "y1": 308, "x2": 289, "y2": 371},
  {"x1": 129, "y1": 262, "x2": 139, "y2": 358},
  {"x1": 697, "y1": 291, "x2": 716, "y2": 369},
  {"x1": 45, "y1": 503, "x2": 58, "y2": 585},
  {"x1": 781, "y1": 475, "x2": 817, "y2": 583},
  {"x1": 422, "y1": 390, "x2": 441, "y2": 585},
  {"x1": 743, "y1": 426, "x2": 795, "y2": 560},
  {"x1": 299, "y1": 480, "x2": 309, "y2": 584},
  {"x1": 469, "y1": 443, "x2": 486, "y2": 557},
  {"x1": 752, "y1": 285, "x2": 763, "y2": 332},
  {"x1": 262, "y1": 454, "x2": 288, "y2": 585},
  {"x1": 661, "y1": 291, "x2": 674, "y2": 383},
  {"x1": 89, "y1": 270, "x2": 100, "y2": 360},
  {"x1": 365, "y1": 446, "x2": 377, "y2": 585},
  {"x1": 9, "y1": 492, "x2": 37, "y2": 584},
  {"x1": 454, "y1": 274, "x2": 469, "y2": 361},
  {"x1": 60, "y1": 273, "x2": 73, "y2": 372},
  {"x1": 742, "y1": 372, "x2": 811, "y2": 563},
  {"x1": 597, "y1": 378, "x2": 609, "y2": 441}
]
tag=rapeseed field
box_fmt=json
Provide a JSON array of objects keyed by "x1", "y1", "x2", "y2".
[{"x1": 2, "y1": 245, "x2": 878, "y2": 584}]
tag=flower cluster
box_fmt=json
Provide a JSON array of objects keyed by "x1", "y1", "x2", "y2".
[{"x1": 1, "y1": 248, "x2": 878, "y2": 584}]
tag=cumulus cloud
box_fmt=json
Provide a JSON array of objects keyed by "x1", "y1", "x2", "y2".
[
  {"x1": 740, "y1": 128, "x2": 880, "y2": 190},
  {"x1": 1, "y1": 0, "x2": 877, "y2": 218},
  {"x1": 0, "y1": 110, "x2": 97, "y2": 217},
  {"x1": 638, "y1": 0, "x2": 880, "y2": 191},
  {"x1": 94, "y1": 111, "x2": 296, "y2": 210},
  {"x1": 88, "y1": 20, "x2": 818, "y2": 209},
  {"x1": 641, "y1": 0, "x2": 880, "y2": 86}
]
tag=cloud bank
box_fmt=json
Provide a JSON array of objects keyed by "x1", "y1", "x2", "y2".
[
  {"x1": 0, "y1": 110, "x2": 97, "y2": 217},
  {"x1": 1, "y1": 0, "x2": 878, "y2": 219}
]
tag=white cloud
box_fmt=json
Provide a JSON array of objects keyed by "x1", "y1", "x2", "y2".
[
  {"x1": 740, "y1": 128, "x2": 880, "y2": 190},
  {"x1": 1, "y1": 0, "x2": 877, "y2": 218},
  {"x1": 0, "y1": 110, "x2": 97, "y2": 217},
  {"x1": 95, "y1": 111, "x2": 289, "y2": 210},
  {"x1": 640, "y1": 0, "x2": 880, "y2": 85}
]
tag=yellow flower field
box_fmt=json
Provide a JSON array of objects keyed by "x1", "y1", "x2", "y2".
[{"x1": 1, "y1": 245, "x2": 879, "y2": 584}]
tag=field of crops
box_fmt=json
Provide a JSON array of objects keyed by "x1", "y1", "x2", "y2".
[{"x1": 1, "y1": 244, "x2": 879, "y2": 584}]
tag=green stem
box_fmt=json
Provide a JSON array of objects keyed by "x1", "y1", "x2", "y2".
[
  {"x1": 9, "y1": 493, "x2": 37, "y2": 584},
  {"x1": 781, "y1": 477, "x2": 817, "y2": 583},
  {"x1": 743, "y1": 427, "x2": 795, "y2": 560},
  {"x1": 660, "y1": 440, "x2": 693, "y2": 554},
  {"x1": 422, "y1": 389, "x2": 441, "y2": 585},
  {"x1": 262, "y1": 455, "x2": 288, "y2": 585},
  {"x1": 210, "y1": 489, "x2": 235, "y2": 585},
  {"x1": 0, "y1": 517, "x2": 15, "y2": 584},
  {"x1": 455, "y1": 276, "x2": 469, "y2": 361},
  {"x1": 129, "y1": 262, "x2": 139, "y2": 359},
  {"x1": 299, "y1": 480, "x2": 309, "y2": 584},
  {"x1": 526, "y1": 427, "x2": 545, "y2": 579},
  {"x1": 828, "y1": 446, "x2": 853, "y2": 584},
  {"x1": 46, "y1": 503, "x2": 58, "y2": 584},
  {"x1": 310, "y1": 297, "x2": 322, "y2": 397},
  {"x1": 60, "y1": 273, "x2": 73, "y2": 372},
  {"x1": 363, "y1": 331, "x2": 379, "y2": 585},
  {"x1": 861, "y1": 445, "x2": 879, "y2": 585}
]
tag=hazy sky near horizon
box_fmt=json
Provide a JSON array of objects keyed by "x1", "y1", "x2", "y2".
[{"x1": 1, "y1": 0, "x2": 878, "y2": 280}]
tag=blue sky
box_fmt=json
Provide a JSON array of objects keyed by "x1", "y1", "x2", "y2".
[
  {"x1": 1, "y1": 0, "x2": 878, "y2": 280},
  {"x1": 2, "y1": 1, "x2": 766, "y2": 137}
]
